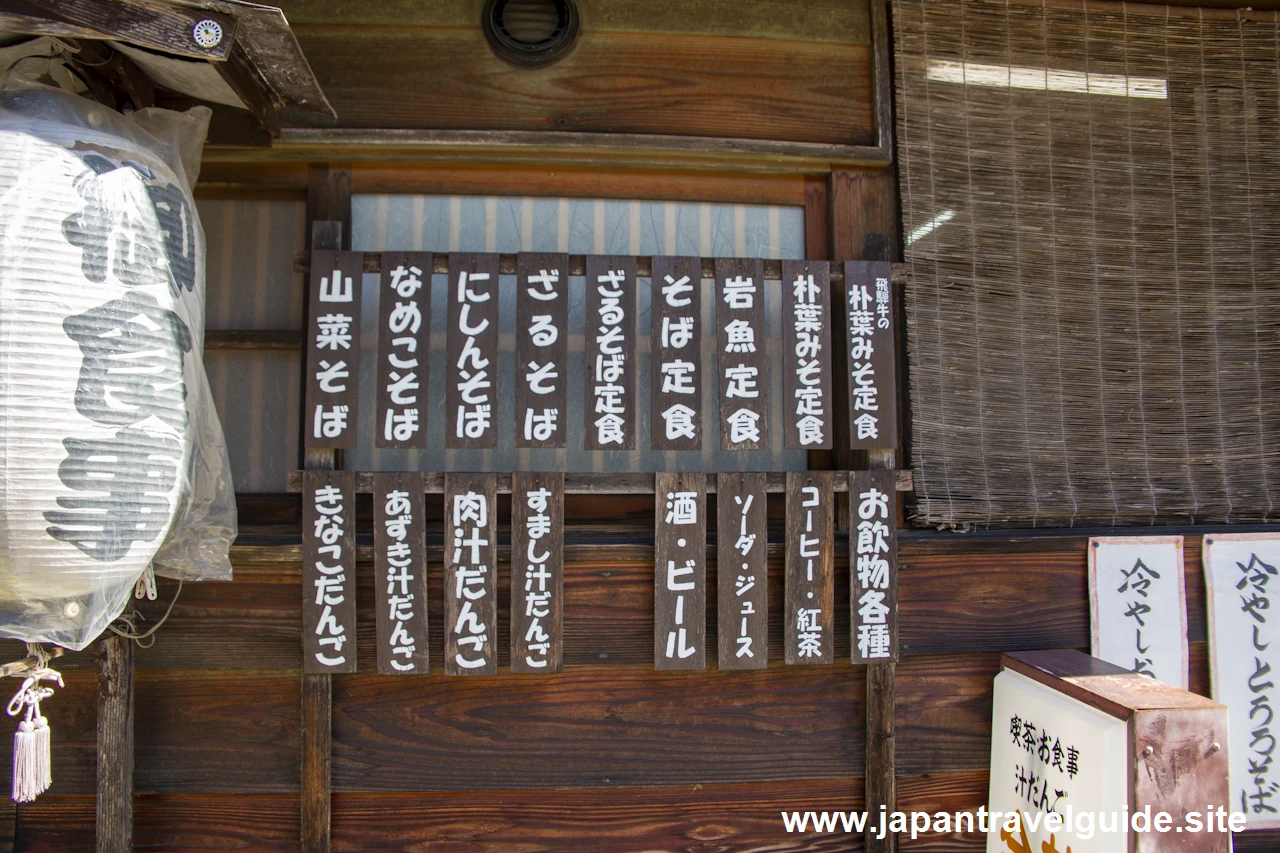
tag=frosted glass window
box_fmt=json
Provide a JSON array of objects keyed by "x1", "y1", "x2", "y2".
[
  {"x1": 200, "y1": 199, "x2": 305, "y2": 491},
  {"x1": 349, "y1": 195, "x2": 808, "y2": 473}
]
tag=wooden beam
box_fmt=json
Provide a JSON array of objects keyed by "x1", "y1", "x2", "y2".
[
  {"x1": 66, "y1": 41, "x2": 154, "y2": 112},
  {"x1": 95, "y1": 634, "x2": 133, "y2": 853},
  {"x1": 212, "y1": 39, "x2": 282, "y2": 137},
  {"x1": 204, "y1": 128, "x2": 892, "y2": 174},
  {"x1": 291, "y1": 251, "x2": 909, "y2": 285},
  {"x1": 204, "y1": 330, "x2": 302, "y2": 351},
  {"x1": 283, "y1": 470, "x2": 914, "y2": 495},
  {"x1": 0, "y1": 0, "x2": 235, "y2": 61}
]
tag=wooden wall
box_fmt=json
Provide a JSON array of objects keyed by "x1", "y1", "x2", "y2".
[
  {"x1": 271, "y1": 0, "x2": 874, "y2": 145},
  {"x1": 6, "y1": 498, "x2": 1274, "y2": 850}
]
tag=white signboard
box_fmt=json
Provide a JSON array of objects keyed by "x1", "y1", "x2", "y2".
[
  {"x1": 1088, "y1": 535, "x2": 1188, "y2": 689},
  {"x1": 1205, "y1": 531, "x2": 1280, "y2": 829},
  {"x1": 988, "y1": 668, "x2": 1128, "y2": 853}
]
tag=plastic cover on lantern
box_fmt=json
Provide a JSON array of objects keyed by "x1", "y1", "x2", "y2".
[{"x1": 0, "y1": 84, "x2": 236, "y2": 651}]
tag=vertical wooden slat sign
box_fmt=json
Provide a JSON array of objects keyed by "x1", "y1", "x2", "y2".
[
  {"x1": 655, "y1": 472, "x2": 706, "y2": 669},
  {"x1": 516, "y1": 253, "x2": 569, "y2": 448},
  {"x1": 302, "y1": 470, "x2": 357, "y2": 673},
  {"x1": 445, "y1": 474, "x2": 498, "y2": 675},
  {"x1": 305, "y1": 251, "x2": 362, "y2": 449},
  {"x1": 584, "y1": 256, "x2": 637, "y2": 450},
  {"x1": 782, "y1": 260, "x2": 833, "y2": 449},
  {"x1": 715, "y1": 258, "x2": 767, "y2": 450},
  {"x1": 717, "y1": 473, "x2": 767, "y2": 670},
  {"x1": 850, "y1": 470, "x2": 898, "y2": 663},
  {"x1": 651, "y1": 257, "x2": 702, "y2": 451},
  {"x1": 373, "y1": 473, "x2": 429, "y2": 674},
  {"x1": 845, "y1": 260, "x2": 897, "y2": 450},
  {"x1": 785, "y1": 472, "x2": 834, "y2": 664},
  {"x1": 447, "y1": 253, "x2": 499, "y2": 449},
  {"x1": 376, "y1": 253, "x2": 430, "y2": 449},
  {"x1": 511, "y1": 472, "x2": 564, "y2": 672}
]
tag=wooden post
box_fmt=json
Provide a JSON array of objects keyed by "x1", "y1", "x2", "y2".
[
  {"x1": 301, "y1": 163, "x2": 349, "y2": 853},
  {"x1": 95, "y1": 633, "x2": 133, "y2": 853},
  {"x1": 829, "y1": 4, "x2": 902, "y2": 834}
]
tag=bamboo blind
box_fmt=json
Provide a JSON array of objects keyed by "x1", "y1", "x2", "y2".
[{"x1": 895, "y1": 0, "x2": 1280, "y2": 526}]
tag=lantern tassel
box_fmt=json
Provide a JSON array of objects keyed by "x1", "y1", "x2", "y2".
[{"x1": 6, "y1": 645, "x2": 61, "y2": 803}]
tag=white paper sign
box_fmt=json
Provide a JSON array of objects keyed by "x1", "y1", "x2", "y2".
[
  {"x1": 1088, "y1": 536, "x2": 1188, "y2": 689},
  {"x1": 987, "y1": 668, "x2": 1128, "y2": 853},
  {"x1": 1205, "y1": 532, "x2": 1280, "y2": 829}
]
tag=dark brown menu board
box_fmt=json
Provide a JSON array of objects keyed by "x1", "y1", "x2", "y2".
[
  {"x1": 650, "y1": 256, "x2": 702, "y2": 451},
  {"x1": 510, "y1": 471, "x2": 564, "y2": 673},
  {"x1": 373, "y1": 472, "x2": 429, "y2": 674},
  {"x1": 583, "y1": 255, "x2": 637, "y2": 450},
  {"x1": 785, "y1": 471, "x2": 834, "y2": 665},
  {"x1": 302, "y1": 470, "x2": 357, "y2": 673},
  {"x1": 446, "y1": 253, "x2": 499, "y2": 449},
  {"x1": 654, "y1": 472, "x2": 706, "y2": 669},
  {"x1": 305, "y1": 250, "x2": 363, "y2": 450},
  {"x1": 516, "y1": 253, "x2": 569, "y2": 448},
  {"x1": 850, "y1": 470, "x2": 898, "y2": 664},
  {"x1": 782, "y1": 260, "x2": 834, "y2": 450},
  {"x1": 845, "y1": 260, "x2": 898, "y2": 451},
  {"x1": 444, "y1": 473, "x2": 498, "y2": 675},
  {"x1": 715, "y1": 258, "x2": 768, "y2": 451},
  {"x1": 716, "y1": 472, "x2": 768, "y2": 670},
  {"x1": 375, "y1": 253, "x2": 430, "y2": 449}
]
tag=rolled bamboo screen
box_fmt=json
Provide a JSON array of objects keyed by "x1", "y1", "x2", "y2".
[{"x1": 894, "y1": 0, "x2": 1280, "y2": 527}]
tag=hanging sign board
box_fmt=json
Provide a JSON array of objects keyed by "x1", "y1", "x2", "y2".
[
  {"x1": 654, "y1": 472, "x2": 705, "y2": 669},
  {"x1": 302, "y1": 470, "x2": 357, "y2": 673},
  {"x1": 511, "y1": 472, "x2": 564, "y2": 673},
  {"x1": 650, "y1": 257, "x2": 702, "y2": 451},
  {"x1": 782, "y1": 260, "x2": 833, "y2": 450},
  {"x1": 716, "y1": 472, "x2": 768, "y2": 670},
  {"x1": 583, "y1": 256, "x2": 637, "y2": 450},
  {"x1": 375, "y1": 252, "x2": 430, "y2": 449},
  {"x1": 446, "y1": 253, "x2": 499, "y2": 449},
  {"x1": 444, "y1": 473, "x2": 497, "y2": 675},
  {"x1": 1205, "y1": 532, "x2": 1280, "y2": 829},
  {"x1": 373, "y1": 472, "x2": 429, "y2": 674},
  {"x1": 850, "y1": 470, "x2": 898, "y2": 663},
  {"x1": 305, "y1": 251, "x2": 363, "y2": 449},
  {"x1": 845, "y1": 260, "x2": 897, "y2": 451},
  {"x1": 715, "y1": 258, "x2": 768, "y2": 451},
  {"x1": 785, "y1": 471, "x2": 834, "y2": 665},
  {"x1": 516, "y1": 253, "x2": 568, "y2": 448},
  {"x1": 1088, "y1": 535, "x2": 1187, "y2": 688}
]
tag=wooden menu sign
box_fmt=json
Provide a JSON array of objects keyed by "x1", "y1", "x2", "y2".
[
  {"x1": 785, "y1": 471, "x2": 834, "y2": 665},
  {"x1": 516, "y1": 253, "x2": 568, "y2": 448},
  {"x1": 373, "y1": 472, "x2": 429, "y2": 674},
  {"x1": 654, "y1": 472, "x2": 706, "y2": 669},
  {"x1": 850, "y1": 470, "x2": 898, "y2": 663},
  {"x1": 782, "y1": 260, "x2": 833, "y2": 450},
  {"x1": 302, "y1": 470, "x2": 357, "y2": 673},
  {"x1": 845, "y1": 260, "x2": 897, "y2": 451},
  {"x1": 583, "y1": 256, "x2": 637, "y2": 450},
  {"x1": 444, "y1": 473, "x2": 497, "y2": 675},
  {"x1": 715, "y1": 258, "x2": 767, "y2": 450},
  {"x1": 650, "y1": 256, "x2": 702, "y2": 451},
  {"x1": 717, "y1": 473, "x2": 768, "y2": 670},
  {"x1": 511, "y1": 472, "x2": 564, "y2": 672},
  {"x1": 375, "y1": 253, "x2": 430, "y2": 449},
  {"x1": 446, "y1": 253, "x2": 499, "y2": 449},
  {"x1": 305, "y1": 251, "x2": 362, "y2": 449}
]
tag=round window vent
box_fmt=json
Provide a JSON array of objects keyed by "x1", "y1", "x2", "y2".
[{"x1": 483, "y1": 0, "x2": 580, "y2": 67}]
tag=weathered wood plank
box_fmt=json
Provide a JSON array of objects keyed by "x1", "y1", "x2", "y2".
[
  {"x1": 896, "y1": 654, "x2": 1001, "y2": 776},
  {"x1": 95, "y1": 634, "x2": 133, "y2": 853},
  {"x1": 288, "y1": 27, "x2": 873, "y2": 146},
  {"x1": 276, "y1": 0, "x2": 871, "y2": 43},
  {"x1": 332, "y1": 665, "x2": 866, "y2": 790}
]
